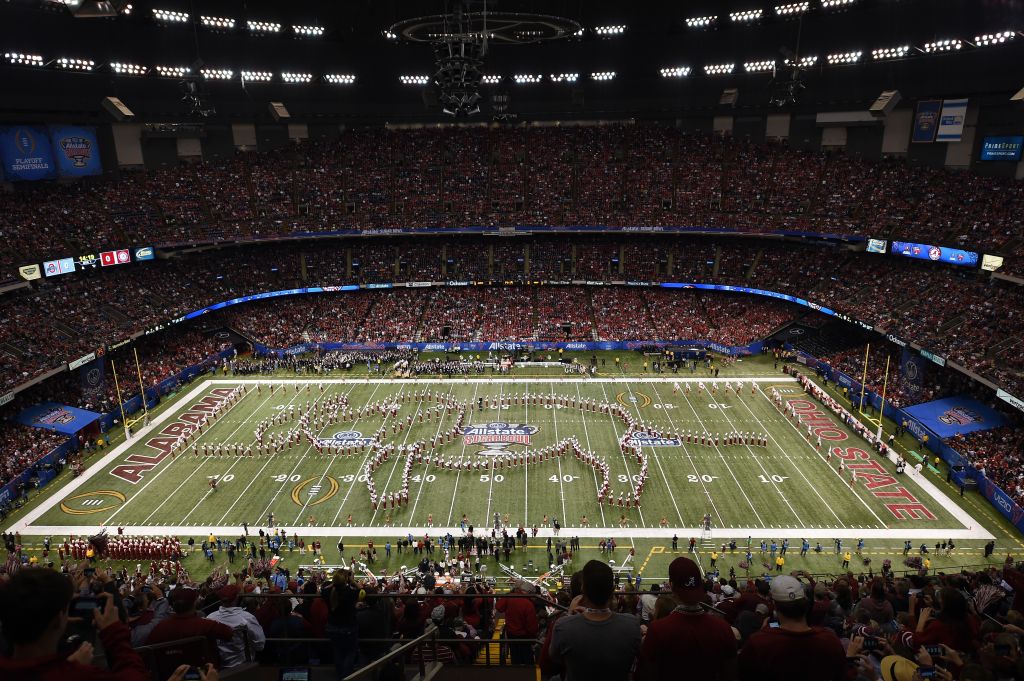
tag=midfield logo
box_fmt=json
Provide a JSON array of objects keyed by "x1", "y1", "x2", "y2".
[
  {"x1": 628, "y1": 433, "x2": 681, "y2": 447},
  {"x1": 462, "y1": 422, "x2": 538, "y2": 456},
  {"x1": 325, "y1": 430, "x2": 377, "y2": 447}
]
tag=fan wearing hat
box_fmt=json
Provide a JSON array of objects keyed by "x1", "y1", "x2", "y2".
[
  {"x1": 205, "y1": 584, "x2": 266, "y2": 668},
  {"x1": 736, "y1": 575, "x2": 846, "y2": 681},
  {"x1": 636, "y1": 557, "x2": 737, "y2": 681},
  {"x1": 144, "y1": 587, "x2": 234, "y2": 667}
]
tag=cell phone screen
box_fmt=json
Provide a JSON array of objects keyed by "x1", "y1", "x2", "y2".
[
  {"x1": 769, "y1": 622, "x2": 780, "y2": 629},
  {"x1": 918, "y1": 667, "x2": 937, "y2": 679},
  {"x1": 280, "y1": 669, "x2": 310, "y2": 681},
  {"x1": 925, "y1": 645, "x2": 943, "y2": 656},
  {"x1": 183, "y1": 669, "x2": 202, "y2": 681}
]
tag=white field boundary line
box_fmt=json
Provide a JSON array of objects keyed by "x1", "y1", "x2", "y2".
[
  {"x1": 791, "y1": 378, "x2": 990, "y2": 538},
  {"x1": 7, "y1": 380, "x2": 221, "y2": 534},
  {"x1": 12, "y1": 525, "x2": 996, "y2": 541},
  {"x1": 199, "y1": 377, "x2": 794, "y2": 385}
]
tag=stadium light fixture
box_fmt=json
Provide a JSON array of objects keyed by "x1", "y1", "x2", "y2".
[
  {"x1": 821, "y1": 0, "x2": 856, "y2": 8},
  {"x1": 513, "y1": 73, "x2": 542, "y2": 84},
  {"x1": 324, "y1": 73, "x2": 356, "y2": 84},
  {"x1": 659, "y1": 66, "x2": 691, "y2": 78},
  {"x1": 281, "y1": 72, "x2": 312, "y2": 83},
  {"x1": 871, "y1": 45, "x2": 910, "y2": 60},
  {"x1": 922, "y1": 39, "x2": 962, "y2": 53},
  {"x1": 704, "y1": 63, "x2": 735, "y2": 75},
  {"x1": 775, "y1": 2, "x2": 810, "y2": 16},
  {"x1": 549, "y1": 73, "x2": 579, "y2": 83},
  {"x1": 384, "y1": 30, "x2": 397, "y2": 40},
  {"x1": 594, "y1": 25, "x2": 626, "y2": 35},
  {"x1": 241, "y1": 70, "x2": 272, "y2": 82},
  {"x1": 247, "y1": 20, "x2": 282, "y2": 34},
  {"x1": 152, "y1": 8, "x2": 188, "y2": 23},
  {"x1": 685, "y1": 15, "x2": 717, "y2": 28},
  {"x1": 784, "y1": 55, "x2": 818, "y2": 67},
  {"x1": 293, "y1": 25, "x2": 325, "y2": 37},
  {"x1": 481, "y1": 74, "x2": 503, "y2": 84},
  {"x1": 110, "y1": 61, "x2": 147, "y2": 75},
  {"x1": 200, "y1": 15, "x2": 235, "y2": 30},
  {"x1": 744, "y1": 59, "x2": 776, "y2": 73},
  {"x1": 826, "y1": 50, "x2": 863, "y2": 64},
  {"x1": 399, "y1": 75, "x2": 430, "y2": 85},
  {"x1": 52, "y1": 0, "x2": 134, "y2": 17},
  {"x1": 729, "y1": 9, "x2": 763, "y2": 23},
  {"x1": 590, "y1": 71, "x2": 616, "y2": 81},
  {"x1": 973, "y1": 31, "x2": 1015, "y2": 47},
  {"x1": 155, "y1": 65, "x2": 189, "y2": 77},
  {"x1": 200, "y1": 68, "x2": 233, "y2": 80},
  {"x1": 5, "y1": 52, "x2": 44, "y2": 67},
  {"x1": 54, "y1": 57, "x2": 96, "y2": 71}
]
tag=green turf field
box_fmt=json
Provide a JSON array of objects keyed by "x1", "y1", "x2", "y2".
[
  {"x1": 6, "y1": 356, "x2": 1022, "y2": 583},
  {"x1": 15, "y1": 374, "x2": 975, "y2": 537}
]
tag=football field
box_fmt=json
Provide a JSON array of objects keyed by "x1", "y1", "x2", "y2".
[{"x1": 13, "y1": 373, "x2": 991, "y2": 543}]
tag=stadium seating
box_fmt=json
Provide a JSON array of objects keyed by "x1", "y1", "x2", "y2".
[{"x1": 2, "y1": 125, "x2": 1023, "y2": 273}]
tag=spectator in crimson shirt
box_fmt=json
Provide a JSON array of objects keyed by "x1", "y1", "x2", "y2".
[
  {"x1": 145, "y1": 587, "x2": 233, "y2": 667},
  {"x1": 637, "y1": 557, "x2": 737, "y2": 681},
  {"x1": 737, "y1": 575, "x2": 846, "y2": 681},
  {"x1": 0, "y1": 568, "x2": 148, "y2": 681},
  {"x1": 496, "y1": 580, "x2": 540, "y2": 664}
]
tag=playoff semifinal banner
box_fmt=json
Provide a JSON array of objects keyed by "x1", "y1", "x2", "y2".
[
  {"x1": 0, "y1": 125, "x2": 102, "y2": 181},
  {"x1": 0, "y1": 126, "x2": 56, "y2": 181}
]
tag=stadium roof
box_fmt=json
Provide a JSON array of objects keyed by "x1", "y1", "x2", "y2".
[{"x1": 0, "y1": 0, "x2": 1020, "y2": 122}]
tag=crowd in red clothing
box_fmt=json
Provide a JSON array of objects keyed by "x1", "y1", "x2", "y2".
[
  {"x1": 2, "y1": 124, "x2": 1023, "y2": 275},
  {"x1": 947, "y1": 426, "x2": 1024, "y2": 506},
  {"x1": 0, "y1": 421, "x2": 67, "y2": 487},
  {"x1": 3, "y1": 235, "x2": 1023, "y2": 397}
]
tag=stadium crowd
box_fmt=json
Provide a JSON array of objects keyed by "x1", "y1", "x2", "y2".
[
  {"x1": 2, "y1": 544, "x2": 1024, "y2": 681},
  {"x1": 3, "y1": 124, "x2": 1023, "y2": 274}
]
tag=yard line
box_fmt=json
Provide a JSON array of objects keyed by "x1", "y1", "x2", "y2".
[
  {"x1": 215, "y1": 384, "x2": 342, "y2": 526},
  {"x1": 572, "y1": 383, "x2": 607, "y2": 527},
  {"x1": 755, "y1": 385, "x2": 888, "y2": 528},
  {"x1": 726, "y1": 388, "x2": 845, "y2": 527},
  {"x1": 673, "y1": 384, "x2": 766, "y2": 528},
  {"x1": 367, "y1": 398, "x2": 422, "y2": 526},
  {"x1": 237, "y1": 385, "x2": 340, "y2": 527},
  {"x1": 445, "y1": 383, "x2": 481, "y2": 527},
  {"x1": 594, "y1": 382, "x2": 647, "y2": 528},
  {"x1": 106, "y1": 385, "x2": 260, "y2": 525},
  {"x1": 613, "y1": 382, "x2": 686, "y2": 526},
  {"x1": 184, "y1": 386, "x2": 329, "y2": 526},
  {"x1": 408, "y1": 385, "x2": 457, "y2": 524},
  {"x1": 328, "y1": 383, "x2": 400, "y2": 526},
  {"x1": 646, "y1": 383, "x2": 725, "y2": 526},
  {"x1": 291, "y1": 382, "x2": 386, "y2": 526},
  {"x1": 483, "y1": 383, "x2": 503, "y2": 528},
  {"x1": 691, "y1": 385, "x2": 806, "y2": 526},
  {"x1": 524, "y1": 388, "x2": 529, "y2": 524},
  {"x1": 546, "y1": 383, "x2": 569, "y2": 528}
]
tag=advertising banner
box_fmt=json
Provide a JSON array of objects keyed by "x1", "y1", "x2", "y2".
[
  {"x1": 980, "y1": 136, "x2": 1024, "y2": 161},
  {"x1": 18, "y1": 264, "x2": 41, "y2": 280},
  {"x1": 911, "y1": 100, "x2": 942, "y2": 143},
  {"x1": 0, "y1": 126, "x2": 56, "y2": 181},
  {"x1": 890, "y1": 241, "x2": 978, "y2": 267},
  {"x1": 935, "y1": 98, "x2": 968, "y2": 142},
  {"x1": 902, "y1": 395, "x2": 1008, "y2": 438},
  {"x1": 48, "y1": 125, "x2": 103, "y2": 177}
]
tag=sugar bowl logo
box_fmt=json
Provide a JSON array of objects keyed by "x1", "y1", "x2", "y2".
[
  {"x1": 37, "y1": 406, "x2": 76, "y2": 426},
  {"x1": 461, "y1": 422, "x2": 538, "y2": 457},
  {"x1": 60, "y1": 136, "x2": 93, "y2": 167},
  {"x1": 938, "y1": 406, "x2": 982, "y2": 427}
]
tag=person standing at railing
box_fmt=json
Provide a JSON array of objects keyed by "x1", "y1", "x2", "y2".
[
  {"x1": 496, "y1": 580, "x2": 540, "y2": 665},
  {"x1": 322, "y1": 569, "x2": 360, "y2": 678}
]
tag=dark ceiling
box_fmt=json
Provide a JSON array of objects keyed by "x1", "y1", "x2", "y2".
[{"x1": 1, "y1": 0, "x2": 1022, "y2": 123}]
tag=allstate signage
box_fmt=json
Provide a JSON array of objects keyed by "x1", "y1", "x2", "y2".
[
  {"x1": 629, "y1": 433, "x2": 681, "y2": 447},
  {"x1": 321, "y1": 430, "x2": 377, "y2": 447}
]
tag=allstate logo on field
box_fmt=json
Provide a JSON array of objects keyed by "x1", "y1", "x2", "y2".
[
  {"x1": 629, "y1": 433, "x2": 681, "y2": 447},
  {"x1": 462, "y1": 422, "x2": 537, "y2": 456},
  {"x1": 329, "y1": 430, "x2": 377, "y2": 446}
]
